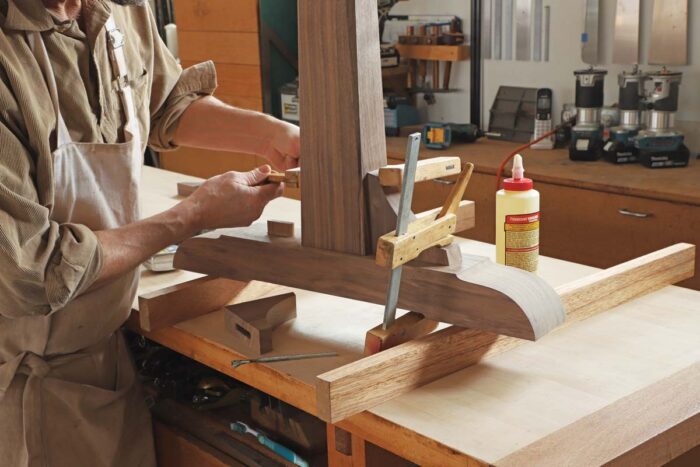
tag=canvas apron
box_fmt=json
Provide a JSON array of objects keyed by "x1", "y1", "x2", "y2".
[{"x1": 0, "y1": 15, "x2": 154, "y2": 467}]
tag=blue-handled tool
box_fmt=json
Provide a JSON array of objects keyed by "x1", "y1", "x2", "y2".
[{"x1": 230, "y1": 421, "x2": 309, "y2": 467}]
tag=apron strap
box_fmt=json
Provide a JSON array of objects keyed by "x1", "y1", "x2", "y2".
[
  {"x1": 27, "y1": 13, "x2": 141, "y2": 147},
  {"x1": 26, "y1": 32, "x2": 72, "y2": 148},
  {"x1": 104, "y1": 15, "x2": 140, "y2": 137}
]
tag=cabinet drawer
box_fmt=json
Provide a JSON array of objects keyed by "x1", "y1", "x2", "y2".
[{"x1": 537, "y1": 183, "x2": 699, "y2": 289}]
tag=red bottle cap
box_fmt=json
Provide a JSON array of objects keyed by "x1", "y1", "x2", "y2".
[{"x1": 502, "y1": 177, "x2": 533, "y2": 191}]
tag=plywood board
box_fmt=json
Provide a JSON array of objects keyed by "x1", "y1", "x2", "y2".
[
  {"x1": 137, "y1": 167, "x2": 700, "y2": 466},
  {"x1": 316, "y1": 243, "x2": 695, "y2": 422}
]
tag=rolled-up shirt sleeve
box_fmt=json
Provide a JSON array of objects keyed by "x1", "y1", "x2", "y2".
[
  {"x1": 146, "y1": 8, "x2": 217, "y2": 151},
  {"x1": 0, "y1": 122, "x2": 102, "y2": 318}
]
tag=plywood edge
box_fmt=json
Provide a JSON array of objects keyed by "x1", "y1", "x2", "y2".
[
  {"x1": 495, "y1": 362, "x2": 700, "y2": 466},
  {"x1": 339, "y1": 411, "x2": 491, "y2": 467},
  {"x1": 316, "y1": 378, "x2": 333, "y2": 424}
]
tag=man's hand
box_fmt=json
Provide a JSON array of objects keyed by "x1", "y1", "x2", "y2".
[
  {"x1": 184, "y1": 165, "x2": 284, "y2": 231},
  {"x1": 259, "y1": 119, "x2": 300, "y2": 170},
  {"x1": 93, "y1": 166, "x2": 282, "y2": 286}
]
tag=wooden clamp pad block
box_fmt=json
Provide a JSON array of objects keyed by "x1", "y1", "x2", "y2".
[
  {"x1": 267, "y1": 220, "x2": 295, "y2": 238},
  {"x1": 378, "y1": 156, "x2": 461, "y2": 186},
  {"x1": 139, "y1": 276, "x2": 247, "y2": 332},
  {"x1": 224, "y1": 292, "x2": 297, "y2": 357},
  {"x1": 364, "y1": 312, "x2": 438, "y2": 355}
]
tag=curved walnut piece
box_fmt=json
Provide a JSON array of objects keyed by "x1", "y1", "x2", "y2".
[{"x1": 175, "y1": 225, "x2": 565, "y2": 341}]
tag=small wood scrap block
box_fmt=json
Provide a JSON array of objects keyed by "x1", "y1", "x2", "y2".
[
  {"x1": 285, "y1": 167, "x2": 301, "y2": 189},
  {"x1": 268, "y1": 168, "x2": 301, "y2": 188},
  {"x1": 177, "y1": 181, "x2": 202, "y2": 197},
  {"x1": 224, "y1": 292, "x2": 297, "y2": 357},
  {"x1": 267, "y1": 220, "x2": 295, "y2": 238},
  {"x1": 364, "y1": 312, "x2": 438, "y2": 355},
  {"x1": 267, "y1": 171, "x2": 287, "y2": 184}
]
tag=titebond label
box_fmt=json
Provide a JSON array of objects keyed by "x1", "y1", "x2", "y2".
[{"x1": 504, "y1": 212, "x2": 540, "y2": 272}]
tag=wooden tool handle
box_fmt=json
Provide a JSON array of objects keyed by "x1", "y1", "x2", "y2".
[
  {"x1": 437, "y1": 162, "x2": 474, "y2": 218},
  {"x1": 267, "y1": 168, "x2": 301, "y2": 188}
]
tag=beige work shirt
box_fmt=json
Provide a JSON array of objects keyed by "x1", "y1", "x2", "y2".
[
  {"x1": 0, "y1": 0, "x2": 216, "y2": 317},
  {"x1": 0, "y1": 1, "x2": 217, "y2": 465}
]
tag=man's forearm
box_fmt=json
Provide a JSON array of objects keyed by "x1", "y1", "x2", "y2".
[
  {"x1": 173, "y1": 96, "x2": 278, "y2": 154},
  {"x1": 93, "y1": 202, "x2": 199, "y2": 285}
]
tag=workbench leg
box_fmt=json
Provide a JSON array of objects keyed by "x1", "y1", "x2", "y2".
[{"x1": 327, "y1": 424, "x2": 366, "y2": 467}]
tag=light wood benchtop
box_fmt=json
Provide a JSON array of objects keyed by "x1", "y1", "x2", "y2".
[{"x1": 133, "y1": 166, "x2": 700, "y2": 466}]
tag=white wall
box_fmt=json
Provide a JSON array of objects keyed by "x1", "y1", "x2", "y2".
[{"x1": 388, "y1": 0, "x2": 700, "y2": 150}]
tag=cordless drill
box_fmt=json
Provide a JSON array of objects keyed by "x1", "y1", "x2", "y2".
[{"x1": 422, "y1": 122, "x2": 486, "y2": 149}]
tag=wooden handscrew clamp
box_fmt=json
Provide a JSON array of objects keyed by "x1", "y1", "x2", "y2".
[{"x1": 367, "y1": 133, "x2": 475, "y2": 353}]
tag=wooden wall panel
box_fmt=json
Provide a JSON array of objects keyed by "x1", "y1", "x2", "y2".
[
  {"x1": 216, "y1": 95, "x2": 263, "y2": 112},
  {"x1": 167, "y1": 0, "x2": 264, "y2": 178},
  {"x1": 173, "y1": 0, "x2": 259, "y2": 33},
  {"x1": 179, "y1": 31, "x2": 260, "y2": 65}
]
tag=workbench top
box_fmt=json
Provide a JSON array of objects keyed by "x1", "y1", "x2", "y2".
[
  {"x1": 386, "y1": 137, "x2": 700, "y2": 207},
  {"x1": 134, "y1": 166, "x2": 700, "y2": 466}
]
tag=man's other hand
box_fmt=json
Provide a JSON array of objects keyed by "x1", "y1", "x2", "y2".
[
  {"x1": 261, "y1": 119, "x2": 300, "y2": 170},
  {"x1": 184, "y1": 165, "x2": 283, "y2": 231}
]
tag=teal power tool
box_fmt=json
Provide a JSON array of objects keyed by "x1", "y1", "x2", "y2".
[
  {"x1": 634, "y1": 70, "x2": 689, "y2": 168},
  {"x1": 603, "y1": 68, "x2": 645, "y2": 164},
  {"x1": 569, "y1": 68, "x2": 608, "y2": 161},
  {"x1": 421, "y1": 122, "x2": 487, "y2": 149},
  {"x1": 231, "y1": 421, "x2": 309, "y2": 467}
]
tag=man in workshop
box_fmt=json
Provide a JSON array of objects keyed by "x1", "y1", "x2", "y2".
[{"x1": 0, "y1": 0, "x2": 300, "y2": 465}]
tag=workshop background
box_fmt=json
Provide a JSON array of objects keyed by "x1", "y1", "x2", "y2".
[
  {"x1": 385, "y1": 0, "x2": 700, "y2": 150},
  {"x1": 122, "y1": 1, "x2": 700, "y2": 466}
]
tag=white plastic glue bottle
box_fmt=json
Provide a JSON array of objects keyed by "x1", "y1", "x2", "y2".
[{"x1": 496, "y1": 154, "x2": 540, "y2": 272}]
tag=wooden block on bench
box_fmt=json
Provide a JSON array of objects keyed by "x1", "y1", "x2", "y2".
[{"x1": 224, "y1": 292, "x2": 297, "y2": 357}]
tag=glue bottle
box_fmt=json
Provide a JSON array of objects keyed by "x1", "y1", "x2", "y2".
[{"x1": 496, "y1": 154, "x2": 540, "y2": 272}]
